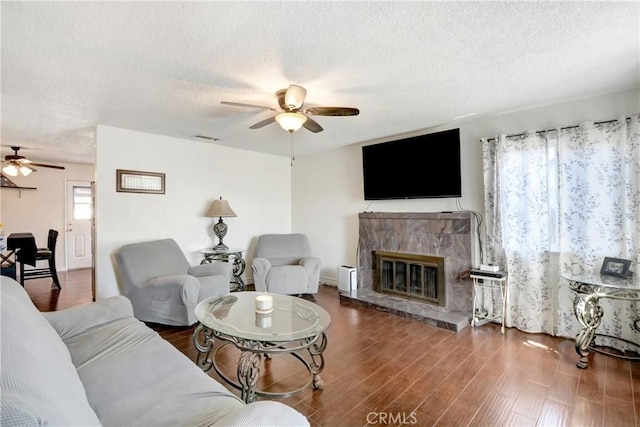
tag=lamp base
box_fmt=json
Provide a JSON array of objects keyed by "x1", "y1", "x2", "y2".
[
  {"x1": 213, "y1": 242, "x2": 229, "y2": 251},
  {"x1": 213, "y1": 217, "x2": 229, "y2": 251}
]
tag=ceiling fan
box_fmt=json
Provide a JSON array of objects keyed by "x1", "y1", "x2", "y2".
[
  {"x1": 2, "y1": 146, "x2": 66, "y2": 177},
  {"x1": 221, "y1": 84, "x2": 359, "y2": 133}
]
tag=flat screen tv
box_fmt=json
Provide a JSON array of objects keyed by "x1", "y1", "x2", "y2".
[{"x1": 362, "y1": 128, "x2": 461, "y2": 200}]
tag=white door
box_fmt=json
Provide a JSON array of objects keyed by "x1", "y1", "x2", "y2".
[{"x1": 66, "y1": 181, "x2": 93, "y2": 270}]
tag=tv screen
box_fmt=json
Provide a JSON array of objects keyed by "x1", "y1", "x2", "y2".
[{"x1": 362, "y1": 128, "x2": 461, "y2": 200}]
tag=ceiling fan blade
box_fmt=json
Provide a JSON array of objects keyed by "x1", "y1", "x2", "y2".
[
  {"x1": 304, "y1": 107, "x2": 360, "y2": 116},
  {"x1": 29, "y1": 162, "x2": 65, "y2": 170},
  {"x1": 303, "y1": 116, "x2": 323, "y2": 133},
  {"x1": 249, "y1": 116, "x2": 277, "y2": 129},
  {"x1": 221, "y1": 101, "x2": 277, "y2": 112}
]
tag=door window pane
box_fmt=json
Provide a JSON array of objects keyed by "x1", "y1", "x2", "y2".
[{"x1": 73, "y1": 186, "x2": 92, "y2": 220}]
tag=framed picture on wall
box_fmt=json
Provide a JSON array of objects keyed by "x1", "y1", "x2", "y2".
[
  {"x1": 116, "y1": 169, "x2": 165, "y2": 194},
  {"x1": 600, "y1": 257, "x2": 632, "y2": 278}
]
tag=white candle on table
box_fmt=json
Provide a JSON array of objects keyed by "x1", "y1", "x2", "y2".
[{"x1": 255, "y1": 294, "x2": 273, "y2": 313}]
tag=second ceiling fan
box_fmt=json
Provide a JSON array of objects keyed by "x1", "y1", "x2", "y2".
[
  {"x1": 2, "y1": 146, "x2": 65, "y2": 177},
  {"x1": 221, "y1": 84, "x2": 359, "y2": 133}
]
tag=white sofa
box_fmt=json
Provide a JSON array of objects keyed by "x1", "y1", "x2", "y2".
[{"x1": 0, "y1": 276, "x2": 309, "y2": 426}]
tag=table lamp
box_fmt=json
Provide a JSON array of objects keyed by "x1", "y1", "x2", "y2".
[{"x1": 206, "y1": 197, "x2": 237, "y2": 250}]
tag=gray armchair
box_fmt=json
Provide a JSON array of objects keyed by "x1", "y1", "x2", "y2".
[
  {"x1": 115, "y1": 238, "x2": 232, "y2": 326},
  {"x1": 251, "y1": 234, "x2": 320, "y2": 294}
]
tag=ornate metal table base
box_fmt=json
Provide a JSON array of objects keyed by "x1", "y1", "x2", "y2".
[
  {"x1": 193, "y1": 324, "x2": 327, "y2": 403},
  {"x1": 569, "y1": 278, "x2": 640, "y2": 369},
  {"x1": 201, "y1": 249, "x2": 246, "y2": 291}
]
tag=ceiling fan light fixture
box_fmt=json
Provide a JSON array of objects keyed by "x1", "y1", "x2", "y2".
[
  {"x1": 19, "y1": 165, "x2": 33, "y2": 176},
  {"x1": 284, "y1": 85, "x2": 307, "y2": 109},
  {"x1": 2, "y1": 164, "x2": 18, "y2": 176},
  {"x1": 276, "y1": 112, "x2": 307, "y2": 132}
]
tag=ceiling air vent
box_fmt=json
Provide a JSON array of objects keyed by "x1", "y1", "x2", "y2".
[{"x1": 192, "y1": 134, "x2": 220, "y2": 142}]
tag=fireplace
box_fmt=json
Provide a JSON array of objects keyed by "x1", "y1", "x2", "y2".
[
  {"x1": 358, "y1": 212, "x2": 473, "y2": 315},
  {"x1": 375, "y1": 251, "x2": 445, "y2": 307},
  {"x1": 340, "y1": 212, "x2": 472, "y2": 330}
]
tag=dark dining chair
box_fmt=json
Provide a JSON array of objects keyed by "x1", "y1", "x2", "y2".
[{"x1": 18, "y1": 229, "x2": 61, "y2": 289}]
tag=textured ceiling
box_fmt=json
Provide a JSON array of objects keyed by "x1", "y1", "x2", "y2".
[{"x1": 1, "y1": 1, "x2": 638, "y2": 164}]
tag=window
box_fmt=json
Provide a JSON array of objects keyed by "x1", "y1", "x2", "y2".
[{"x1": 73, "y1": 185, "x2": 92, "y2": 220}]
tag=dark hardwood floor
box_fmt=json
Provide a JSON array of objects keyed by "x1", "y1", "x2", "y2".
[{"x1": 26, "y1": 269, "x2": 638, "y2": 426}]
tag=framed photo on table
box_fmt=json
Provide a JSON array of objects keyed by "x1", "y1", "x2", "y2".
[{"x1": 600, "y1": 257, "x2": 632, "y2": 278}]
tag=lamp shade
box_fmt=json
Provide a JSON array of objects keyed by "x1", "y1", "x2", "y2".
[
  {"x1": 19, "y1": 165, "x2": 33, "y2": 176},
  {"x1": 2, "y1": 164, "x2": 18, "y2": 177},
  {"x1": 284, "y1": 85, "x2": 307, "y2": 110},
  {"x1": 206, "y1": 197, "x2": 237, "y2": 218},
  {"x1": 276, "y1": 112, "x2": 307, "y2": 132}
]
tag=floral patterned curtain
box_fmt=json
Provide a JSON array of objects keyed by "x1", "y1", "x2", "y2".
[
  {"x1": 556, "y1": 115, "x2": 640, "y2": 346},
  {"x1": 482, "y1": 113, "x2": 640, "y2": 345},
  {"x1": 482, "y1": 132, "x2": 555, "y2": 333}
]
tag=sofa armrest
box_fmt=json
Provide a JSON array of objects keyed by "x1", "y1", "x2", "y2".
[
  {"x1": 213, "y1": 401, "x2": 309, "y2": 426},
  {"x1": 251, "y1": 257, "x2": 272, "y2": 292},
  {"x1": 43, "y1": 296, "x2": 134, "y2": 340},
  {"x1": 299, "y1": 257, "x2": 321, "y2": 293},
  {"x1": 189, "y1": 262, "x2": 232, "y2": 278},
  {"x1": 251, "y1": 257, "x2": 272, "y2": 271},
  {"x1": 126, "y1": 275, "x2": 200, "y2": 325},
  {"x1": 146, "y1": 274, "x2": 198, "y2": 289},
  {"x1": 299, "y1": 257, "x2": 321, "y2": 269},
  {"x1": 143, "y1": 274, "x2": 200, "y2": 304}
]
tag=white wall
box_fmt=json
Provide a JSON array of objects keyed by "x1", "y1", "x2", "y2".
[
  {"x1": 95, "y1": 125, "x2": 291, "y2": 299},
  {"x1": 293, "y1": 88, "x2": 640, "y2": 285},
  {"x1": 1, "y1": 162, "x2": 95, "y2": 271}
]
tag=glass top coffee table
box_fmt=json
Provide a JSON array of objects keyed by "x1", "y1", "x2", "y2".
[{"x1": 192, "y1": 291, "x2": 331, "y2": 403}]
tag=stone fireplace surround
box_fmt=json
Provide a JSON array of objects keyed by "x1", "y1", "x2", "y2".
[{"x1": 339, "y1": 212, "x2": 474, "y2": 331}]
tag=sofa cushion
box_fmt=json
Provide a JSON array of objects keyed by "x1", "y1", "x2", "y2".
[
  {"x1": 0, "y1": 277, "x2": 101, "y2": 426},
  {"x1": 62, "y1": 315, "x2": 246, "y2": 426},
  {"x1": 43, "y1": 295, "x2": 134, "y2": 340}
]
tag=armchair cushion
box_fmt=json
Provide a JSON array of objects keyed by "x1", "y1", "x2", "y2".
[{"x1": 264, "y1": 265, "x2": 309, "y2": 295}]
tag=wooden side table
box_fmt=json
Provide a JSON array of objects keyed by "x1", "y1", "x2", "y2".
[{"x1": 200, "y1": 248, "x2": 246, "y2": 291}]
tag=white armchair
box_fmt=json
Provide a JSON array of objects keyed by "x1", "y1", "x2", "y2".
[
  {"x1": 251, "y1": 234, "x2": 321, "y2": 295},
  {"x1": 115, "y1": 238, "x2": 232, "y2": 326}
]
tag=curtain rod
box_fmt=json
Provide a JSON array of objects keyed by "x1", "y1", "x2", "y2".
[{"x1": 482, "y1": 116, "x2": 632, "y2": 143}]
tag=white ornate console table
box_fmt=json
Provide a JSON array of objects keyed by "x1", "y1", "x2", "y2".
[{"x1": 563, "y1": 273, "x2": 640, "y2": 369}]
